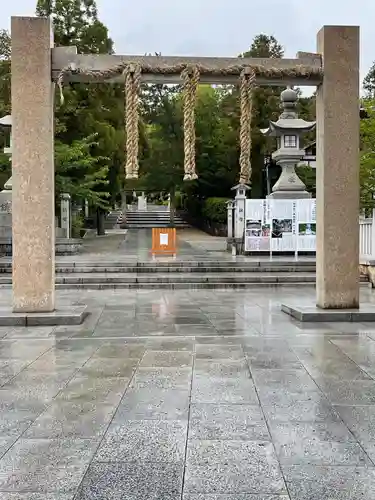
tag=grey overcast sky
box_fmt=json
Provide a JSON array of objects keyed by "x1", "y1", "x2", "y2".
[{"x1": 1, "y1": 0, "x2": 373, "y2": 90}]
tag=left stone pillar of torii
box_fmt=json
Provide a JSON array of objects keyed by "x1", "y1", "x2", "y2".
[{"x1": 11, "y1": 17, "x2": 55, "y2": 312}]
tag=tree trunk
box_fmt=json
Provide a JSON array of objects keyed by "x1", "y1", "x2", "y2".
[
  {"x1": 169, "y1": 187, "x2": 176, "y2": 227},
  {"x1": 96, "y1": 208, "x2": 105, "y2": 236}
]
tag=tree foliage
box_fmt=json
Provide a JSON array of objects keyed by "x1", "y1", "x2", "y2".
[
  {"x1": 360, "y1": 99, "x2": 375, "y2": 213},
  {"x1": 364, "y1": 62, "x2": 375, "y2": 97},
  {"x1": 37, "y1": 0, "x2": 122, "y2": 207},
  {"x1": 55, "y1": 133, "x2": 110, "y2": 208}
]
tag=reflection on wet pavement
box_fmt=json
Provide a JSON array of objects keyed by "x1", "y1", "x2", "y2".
[{"x1": 0, "y1": 286, "x2": 375, "y2": 498}]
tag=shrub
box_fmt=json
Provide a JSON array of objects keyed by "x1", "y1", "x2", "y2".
[
  {"x1": 202, "y1": 197, "x2": 229, "y2": 225},
  {"x1": 71, "y1": 212, "x2": 84, "y2": 238}
]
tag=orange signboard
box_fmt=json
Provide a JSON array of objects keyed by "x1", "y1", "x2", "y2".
[{"x1": 151, "y1": 227, "x2": 177, "y2": 257}]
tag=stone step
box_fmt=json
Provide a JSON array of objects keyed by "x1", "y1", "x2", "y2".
[
  {"x1": 0, "y1": 281, "x2": 369, "y2": 290},
  {"x1": 55, "y1": 265, "x2": 317, "y2": 274},
  {"x1": 0, "y1": 273, "x2": 368, "y2": 286},
  {"x1": 0, "y1": 272, "x2": 318, "y2": 284},
  {"x1": 124, "y1": 212, "x2": 190, "y2": 229},
  {"x1": 124, "y1": 223, "x2": 190, "y2": 227},
  {"x1": 0, "y1": 264, "x2": 318, "y2": 274}
]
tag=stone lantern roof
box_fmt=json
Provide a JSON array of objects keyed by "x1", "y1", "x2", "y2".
[
  {"x1": 0, "y1": 115, "x2": 12, "y2": 128},
  {"x1": 261, "y1": 87, "x2": 316, "y2": 136}
]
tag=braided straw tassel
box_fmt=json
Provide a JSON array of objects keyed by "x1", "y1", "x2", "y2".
[
  {"x1": 124, "y1": 64, "x2": 141, "y2": 179},
  {"x1": 239, "y1": 67, "x2": 256, "y2": 185},
  {"x1": 181, "y1": 66, "x2": 200, "y2": 181}
]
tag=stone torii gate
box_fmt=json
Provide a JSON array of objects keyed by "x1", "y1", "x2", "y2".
[{"x1": 11, "y1": 17, "x2": 360, "y2": 318}]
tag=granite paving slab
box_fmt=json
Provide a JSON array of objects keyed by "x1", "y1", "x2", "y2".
[
  {"x1": 113, "y1": 388, "x2": 190, "y2": 421},
  {"x1": 0, "y1": 494, "x2": 76, "y2": 499},
  {"x1": 0, "y1": 438, "x2": 98, "y2": 493},
  {"x1": 185, "y1": 440, "x2": 287, "y2": 495},
  {"x1": 54, "y1": 375, "x2": 129, "y2": 405},
  {"x1": 193, "y1": 359, "x2": 251, "y2": 378},
  {"x1": 192, "y1": 375, "x2": 258, "y2": 404},
  {"x1": 130, "y1": 367, "x2": 192, "y2": 390},
  {"x1": 195, "y1": 345, "x2": 245, "y2": 360},
  {"x1": 314, "y1": 378, "x2": 375, "y2": 405},
  {"x1": 269, "y1": 421, "x2": 371, "y2": 465},
  {"x1": 139, "y1": 350, "x2": 193, "y2": 367},
  {"x1": 261, "y1": 398, "x2": 341, "y2": 423},
  {"x1": 77, "y1": 357, "x2": 140, "y2": 378},
  {"x1": 183, "y1": 496, "x2": 291, "y2": 500},
  {"x1": 282, "y1": 465, "x2": 375, "y2": 500},
  {"x1": 189, "y1": 404, "x2": 270, "y2": 441},
  {"x1": 334, "y1": 405, "x2": 375, "y2": 462},
  {"x1": 23, "y1": 401, "x2": 116, "y2": 439},
  {"x1": 94, "y1": 420, "x2": 187, "y2": 463},
  {"x1": 75, "y1": 462, "x2": 184, "y2": 500}
]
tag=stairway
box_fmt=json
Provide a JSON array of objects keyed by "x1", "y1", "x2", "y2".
[
  {"x1": 124, "y1": 210, "x2": 190, "y2": 229},
  {"x1": 105, "y1": 210, "x2": 123, "y2": 229},
  {"x1": 0, "y1": 260, "x2": 368, "y2": 289}
]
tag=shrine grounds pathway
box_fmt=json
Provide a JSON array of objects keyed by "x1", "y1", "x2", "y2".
[{"x1": 0, "y1": 285, "x2": 374, "y2": 498}]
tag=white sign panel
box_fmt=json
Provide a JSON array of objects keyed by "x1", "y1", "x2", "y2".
[
  {"x1": 244, "y1": 199, "x2": 316, "y2": 253},
  {"x1": 245, "y1": 200, "x2": 270, "y2": 251},
  {"x1": 296, "y1": 198, "x2": 316, "y2": 251},
  {"x1": 160, "y1": 233, "x2": 169, "y2": 246}
]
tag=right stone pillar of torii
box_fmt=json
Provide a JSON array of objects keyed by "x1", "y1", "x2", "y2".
[{"x1": 316, "y1": 26, "x2": 360, "y2": 309}]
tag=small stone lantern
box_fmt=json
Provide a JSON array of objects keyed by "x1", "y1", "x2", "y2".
[
  {"x1": 0, "y1": 115, "x2": 12, "y2": 192},
  {"x1": 261, "y1": 87, "x2": 316, "y2": 199}
]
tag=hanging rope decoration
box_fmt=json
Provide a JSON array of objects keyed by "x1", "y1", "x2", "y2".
[
  {"x1": 56, "y1": 61, "x2": 322, "y2": 184},
  {"x1": 123, "y1": 64, "x2": 141, "y2": 179},
  {"x1": 181, "y1": 66, "x2": 200, "y2": 181},
  {"x1": 239, "y1": 68, "x2": 256, "y2": 185}
]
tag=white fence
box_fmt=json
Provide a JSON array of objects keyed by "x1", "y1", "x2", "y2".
[{"x1": 360, "y1": 217, "x2": 375, "y2": 260}]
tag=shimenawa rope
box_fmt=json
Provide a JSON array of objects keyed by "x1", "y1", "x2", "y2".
[{"x1": 56, "y1": 60, "x2": 322, "y2": 185}]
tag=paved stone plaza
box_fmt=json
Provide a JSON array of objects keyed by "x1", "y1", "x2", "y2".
[{"x1": 0, "y1": 286, "x2": 375, "y2": 498}]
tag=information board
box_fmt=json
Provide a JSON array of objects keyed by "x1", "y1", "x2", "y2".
[{"x1": 244, "y1": 199, "x2": 316, "y2": 253}]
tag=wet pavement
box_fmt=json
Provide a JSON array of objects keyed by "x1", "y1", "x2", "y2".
[{"x1": 0, "y1": 286, "x2": 375, "y2": 498}]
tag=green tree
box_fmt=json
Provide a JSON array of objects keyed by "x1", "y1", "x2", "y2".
[
  {"x1": 216, "y1": 35, "x2": 285, "y2": 198},
  {"x1": 55, "y1": 133, "x2": 110, "y2": 208},
  {"x1": 364, "y1": 62, "x2": 375, "y2": 97},
  {"x1": 359, "y1": 99, "x2": 375, "y2": 213},
  {"x1": 138, "y1": 83, "x2": 184, "y2": 220},
  {"x1": 36, "y1": 0, "x2": 124, "y2": 208},
  {"x1": 36, "y1": 0, "x2": 112, "y2": 53}
]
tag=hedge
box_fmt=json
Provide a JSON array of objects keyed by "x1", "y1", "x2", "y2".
[{"x1": 202, "y1": 197, "x2": 229, "y2": 225}]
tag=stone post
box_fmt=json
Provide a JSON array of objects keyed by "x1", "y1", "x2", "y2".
[
  {"x1": 227, "y1": 200, "x2": 234, "y2": 240},
  {"x1": 231, "y1": 184, "x2": 249, "y2": 252},
  {"x1": 226, "y1": 200, "x2": 235, "y2": 251},
  {"x1": 84, "y1": 199, "x2": 89, "y2": 218},
  {"x1": 60, "y1": 193, "x2": 71, "y2": 239},
  {"x1": 11, "y1": 17, "x2": 55, "y2": 312},
  {"x1": 316, "y1": 26, "x2": 360, "y2": 309}
]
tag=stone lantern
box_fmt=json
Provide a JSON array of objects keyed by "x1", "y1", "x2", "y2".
[{"x1": 261, "y1": 87, "x2": 316, "y2": 199}]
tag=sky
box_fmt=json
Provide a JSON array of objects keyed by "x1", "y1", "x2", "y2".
[{"x1": 0, "y1": 0, "x2": 373, "y2": 91}]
